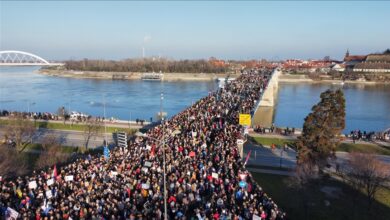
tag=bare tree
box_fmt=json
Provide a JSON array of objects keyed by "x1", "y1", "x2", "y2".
[
  {"x1": 0, "y1": 144, "x2": 28, "y2": 178},
  {"x1": 346, "y1": 153, "x2": 390, "y2": 214},
  {"x1": 288, "y1": 162, "x2": 319, "y2": 220},
  {"x1": 35, "y1": 134, "x2": 68, "y2": 169},
  {"x1": 4, "y1": 115, "x2": 36, "y2": 153},
  {"x1": 83, "y1": 119, "x2": 102, "y2": 149}
]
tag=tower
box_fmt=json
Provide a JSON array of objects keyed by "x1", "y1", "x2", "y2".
[{"x1": 345, "y1": 49, "x2": 350, "y2": 58}]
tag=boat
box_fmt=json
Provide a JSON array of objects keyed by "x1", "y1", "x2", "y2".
[{"x1": 141, "y1": 72, "x2": 164, "y2": 81}]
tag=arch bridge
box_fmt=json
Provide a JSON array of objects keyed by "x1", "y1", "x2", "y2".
[{"x1": 0, "y1": 50, "x2": 64, "y2": 66}]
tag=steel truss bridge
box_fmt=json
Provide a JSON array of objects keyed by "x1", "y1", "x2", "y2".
[{"x1": 0, "y1": 50, "x2": 64, "y2": 66}]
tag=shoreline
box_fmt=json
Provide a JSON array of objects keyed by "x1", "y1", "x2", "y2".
[
  {"x1": 38, "y1": 69, "x2": 390, "y2": 84},
  {"x1": 279, "y1": 74, "x2": 389, "y2": 85},
  {"x1": 37, "y1": 69, "x2": 240, "y2": 81}
]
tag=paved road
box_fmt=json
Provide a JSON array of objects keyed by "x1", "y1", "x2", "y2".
[
  {"x1": 244, "y1": 142, "x2": 390, "y2": 169},
  {"x1": 250, "y1": 132, "x2": 390, "y2": 147},
  {"x1": 0, "y1": 128, "x2": 114, "y2": 148}
]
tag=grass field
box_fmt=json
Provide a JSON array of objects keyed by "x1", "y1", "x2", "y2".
[
  {"x1": 252, "y1": 172, "x2": 390, "y2": 220},
  {"x1": 0, "y1": 119, "x2": 137, "y2": 134},
  {"x1": 24, "y1": 143, "x2": 102, "y2": 154},
  {"x1": 252, "y1": 136, "x2": 296, "y2": 147},
  {"x1": 252, "y1": 136, "x2": 390, "y2": 155},
  {"x1": 337, "y1": 143, "x2": 390, "y2": 155}
]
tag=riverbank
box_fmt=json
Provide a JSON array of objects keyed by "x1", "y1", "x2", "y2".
[
  {"x1": 279, "y1": 73, "x2": 389, "y2": 84},
  {"x1": 38, "y1": 69, "x2": 239, "y2": 81}
]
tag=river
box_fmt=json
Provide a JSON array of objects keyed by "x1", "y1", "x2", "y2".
[
  {"x1": 0, "y1": 67, "x2": 217, "y2": 121},
  {"x1": 1, "y1": 67, "x2": 389, "y2": 132},
  {"x1": 273, "y1": 82, "x2": 390, "y2": 132}
]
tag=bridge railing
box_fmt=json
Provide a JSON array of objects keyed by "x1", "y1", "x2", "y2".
[{"x1": 250, "y1": 68, "x2": 278, "y2": 125}]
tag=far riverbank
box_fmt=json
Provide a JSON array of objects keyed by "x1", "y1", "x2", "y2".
[
  {"x1": 38, "y1": 69, "x2": 239, "y2": 81},
  {"x1": 279, "y1": 74, "x2": 390, "y2": 84}
]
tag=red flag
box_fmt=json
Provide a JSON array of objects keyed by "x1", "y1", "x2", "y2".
[
  {"x1": 244, "y1": 150, "x2": 251, "y2": 166},
  {"x1": 150, "y1": 144, "x2": 156, "y2": 157},
  {"x1": 52, "y1": 165, "x2": 58, "y2": 179}
]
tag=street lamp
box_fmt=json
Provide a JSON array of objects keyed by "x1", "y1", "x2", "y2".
[
  {"x1": 135, "y1": 129, "x2": 181, "y2": 220},
  {"x1": 136, "y1": 131, "x2": 167, "y2": 219}
]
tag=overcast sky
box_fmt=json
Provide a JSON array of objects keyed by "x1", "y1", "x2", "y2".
[{"x1": 1, "y1": 1, "x2": 389, "y2": 60}]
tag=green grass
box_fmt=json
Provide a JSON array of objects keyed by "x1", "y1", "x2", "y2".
[
  {"x1": 337, "y1": 143, "x2": 390, "y2": 156},
  {"x1": 23, "y1": 143, "x2": 102, "y2": 154},
  {"x1": 34, "y1": 121, "x2": 137, "y2": 134},
  {"x1": 251, "y1": 172, "x2": 390, "y2": 220},
  {"x1": 0, "y1": 119, "x2": 137, "y2": 134},
  {"x1": 246, "y1": 164, "x2": 293, "y2": 172},
  {"x1": 252, "y1": 136, "x2": 390, "y2": 155},
  {"x1": 252, "y1": 136, "x2": 296, "y2": 148}
]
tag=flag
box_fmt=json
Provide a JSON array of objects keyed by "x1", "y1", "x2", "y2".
[
  {"x1": 150, "y1": 144, "x2": 156, "y2": 157},
  {"x1": 52, "y1": 165, "x2": 57, "y2": 179},
  {"x1": 244, "y1": 150, "x2": 251, "y2": 166},
  {"x1": 104, "y1": 146, "x2": 110, "y2": 159}
]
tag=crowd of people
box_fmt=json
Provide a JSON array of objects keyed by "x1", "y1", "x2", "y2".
[
  {"x1": 253, "y1": 125, "x2": 295, "y2": 136},
  {"x1": 0, "y1": 110, "x2": 59, "y2": 121},
  {"x1": 347, "y1": 129, "x2": 390, "y2": 143},
  {"x1": 0, "y1": 69, "x2": 287, "y2": 219}
]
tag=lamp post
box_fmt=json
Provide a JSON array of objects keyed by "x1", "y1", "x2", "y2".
[
  {"x1": 160, "y1": 92, "x2": 167, "y2": 220},
  {"x1": 135, "y1": 129, "x2": 181, "y2": 220}
]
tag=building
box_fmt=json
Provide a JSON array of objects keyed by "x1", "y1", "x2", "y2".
[
  {"x1": 343, "y1": 49, "x2": 367, "y2": 70},
  {"x1": 331, "y1": 63, "x2": 346, "y2": 72},
  {"x1": 353, "y1": 54, "x2": 390, "y2": 73}
]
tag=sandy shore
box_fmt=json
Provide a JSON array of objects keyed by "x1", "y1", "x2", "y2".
[{"x1": 37, "y1": 69, "x2": 240, "y2": 81}]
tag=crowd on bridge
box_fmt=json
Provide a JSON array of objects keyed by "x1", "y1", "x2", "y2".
[{"x1": 1, "y1": 69, "x2": 287, "y2": 219}]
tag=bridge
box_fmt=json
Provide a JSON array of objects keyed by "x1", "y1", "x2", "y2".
[
  {"x1": 0, "y1": 50, "x2": 64, "y2": 66},
  {"x1": 251, "y1": 68, "x2": 281, "y2": 127}
]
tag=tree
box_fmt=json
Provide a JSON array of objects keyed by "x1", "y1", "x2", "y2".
[
  {"x1": 297, "y1": 89, "x2": 345, "y2": 171},
  {"x1": 35, "y1": 134, "x2": 68, "y2": 169},
  {"x1": 383, "y1": 49, "x2": 390, "y2": 54},
  {"x1": 0, "y1": 144, "x2": 28, "y2": 178},
  {"x1": 83, "y1": 119, "x2": 102, "y2": 149},
  {"x1": 345, "y1": 153, "x2": 390, "y2": 214},
  {"x1": 4, "y1": 115, "x2": 36, "y2": 153},
  {"x1": 288, "y1": 162, "x2": 319, "y2": 220}
]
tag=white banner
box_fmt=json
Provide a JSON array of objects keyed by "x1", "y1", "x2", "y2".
[
  {"x1": 6, "y1": 207, "x2": 19, "y2": 220},
  {"x1": 45, "y1": 190, "x2": 53, "y2": 199},
  {"x1": 65, "y1": 175, "x2": 74, "y2": 182},
  {"x1": 28, "y1": 181, "x2": 37, "y2": 189},
  {"x1": 47, "y1": 178, "x2": 54, "y2": 186},
  {"x1": 212, "y1": 172, "x2": 219, "y2": 179}
]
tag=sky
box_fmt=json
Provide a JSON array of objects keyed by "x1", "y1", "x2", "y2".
[{"x1": 1, "y1": 1, "x2": 389, "y2": 61}]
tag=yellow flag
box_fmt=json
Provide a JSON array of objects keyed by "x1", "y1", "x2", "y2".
[
  {"x1": 16, "y1": 188, "x2": 22, "y2": 198},
  {"x1": 239, "y1": 114, "x2": 251, "y2": 126}
]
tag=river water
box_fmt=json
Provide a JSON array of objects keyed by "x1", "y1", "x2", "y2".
[
  {"x1": 273, "y1": 82, "x2": 390, "y2": 132},
  {"x1": 0, "y1": 67, "x2": 217, "y2": 121},
  {"x1": 1, "y1": 67, "x2": 389, "y2": 132}
]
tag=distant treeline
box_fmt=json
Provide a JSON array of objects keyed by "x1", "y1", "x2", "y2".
[{"x1": 64, "y1": 58, "x2": 229, "y2": 73}]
